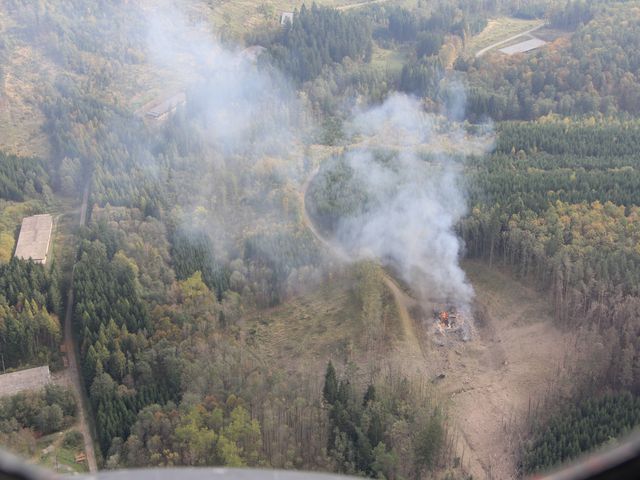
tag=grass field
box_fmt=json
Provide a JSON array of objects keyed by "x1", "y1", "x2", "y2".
[{"x1": 466, "y1": 16, "x2": 544, "y2": 56}]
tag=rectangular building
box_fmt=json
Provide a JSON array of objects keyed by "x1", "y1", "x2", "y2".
[
  {"x1": 0, "y1": 366, "x2": 51, "y2": 398},
  {"x1": 145, "y1": 92, "x2": 186, "y2": 121},
  {"x1": 499, "y1": 38, "x2": 547, "y2": 55},
  {"x1": 14, "y1": 214, "x2": 53, "y2": 264}
]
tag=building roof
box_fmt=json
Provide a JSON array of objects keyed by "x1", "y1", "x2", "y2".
[
  {"x1": 145, "y1": 92, "x2": 187, "y2": 119},
  {"x1": 14, "y1": 214, "x2": 53, "y2": 264},
  {"x1": 0, "y1": 366, "x2": 51, "y2": 398},
  {"x1": 499, "y1": 38, "x2": 547, "y2": 55}
]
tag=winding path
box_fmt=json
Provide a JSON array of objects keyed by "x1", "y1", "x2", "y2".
[{"x1": 299, "y1": 168, "x2": 424, "y2": 359}]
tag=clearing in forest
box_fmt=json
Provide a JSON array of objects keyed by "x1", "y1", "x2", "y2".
[
  {"x1": 467, "y1": 17, "x2": 544, "y2": 57},
  {"x1": 436, "y1": 259, "x2": 575, "y2": 479}
]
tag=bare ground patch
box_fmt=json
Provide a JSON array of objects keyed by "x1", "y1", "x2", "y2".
[{"x1": 432, "y1": 259, "x2": 575, "y2": 479}]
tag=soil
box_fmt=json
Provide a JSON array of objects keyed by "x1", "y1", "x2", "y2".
[{"x1": 435, "y1": 260, "x2": 575, "y2": 479}]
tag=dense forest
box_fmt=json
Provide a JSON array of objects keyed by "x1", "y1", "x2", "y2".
[
  {"x1": 264, "y1": 4, "x2": 373, "y2": 83},
  {"x1": 521, "y1": 392, "x2": 640, "y2": 474},
  {"x1": 4, "y1": 0, "x2": 640, "y2": 478},
  {"x1": 0, "y1": 149, "x2": 60, "y2": 369},
  {"x1": 462, "y1": 118, "x2": 640, "y2": 473},
  {"x1": 464, "y1": 2, "x2": 640, "y2": 119}
]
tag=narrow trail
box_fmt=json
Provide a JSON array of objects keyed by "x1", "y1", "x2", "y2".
[
  {"x1": 299, "y1": 168, "x2": 424, "y2": 360},
  {"x1": 474, "y1": 22, "x2": 545, "y2": 57},
  {"x1": 62, "y1": 184, "x2": 97, "y2": 473}
]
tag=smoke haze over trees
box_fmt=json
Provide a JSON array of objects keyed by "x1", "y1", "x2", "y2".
[{"x1": 3, "y1": 0, "x2": 640, "y2": 477}]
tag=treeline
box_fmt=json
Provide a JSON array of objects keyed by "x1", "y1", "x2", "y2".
[
  {"x1": 171, "y1": 228, "x2": 229, "y2": 300},
  {"x1": 495, "y1": 121, "x2": 640, "y2": 157},
  {"x1": 265, "y1": 4, "x2": 372, "y2": 83},
  {"x1": 0, "y1": 259, "x2": 61, "y2": 369},
  {"x1": 306, "y1": 151, "x2": 374, "y2": 233},
  {"x1": 549, "y1": 0, "x2": 594, "y2": 30},
  {"x1": 464, "y1": 2, "x2": 640, "y2": 119},
  {"x1": 520, "y1": 392, "x2": 640, "y2": 475},
  {"x1": 3, "y1": 0, "x2": 145, "y2": 76},
  {"x1": 73, "y1": 232, "x2": 159, "y2": 453},
  {"x1": 463, "y1": 120, "x2": 640, "y2": 394}
]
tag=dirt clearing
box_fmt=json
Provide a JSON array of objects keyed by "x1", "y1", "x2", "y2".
[{"x1": 434, "y1": 259, "x2": 575, "y2": 479}]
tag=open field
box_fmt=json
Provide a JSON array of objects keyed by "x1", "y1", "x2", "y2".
[{"x1": 467, "y1": 17, "x2": 544, "y2": 57}]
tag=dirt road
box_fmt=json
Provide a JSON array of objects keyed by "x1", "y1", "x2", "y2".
[
  {"x1": 299, "y1": 166, "x2": 572, "y2": 478},
  {"x1": 299, "y1": 168, "x2": 425, "y2": 361},
  {"x1": 62, "y1": 184, "x2": 97, "y2": 473}
]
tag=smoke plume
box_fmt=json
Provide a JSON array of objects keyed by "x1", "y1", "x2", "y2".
[
  {"x1": 337, "y1": 94, "x2": 493, "y2": 306},
  {"x1": 143, "y1": 3, "x2": 493, "y2": 307}
]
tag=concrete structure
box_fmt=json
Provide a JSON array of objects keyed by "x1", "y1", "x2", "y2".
[
  {"x1": 499, "y1": 38, "x2": 547, "y2": 55},
  {"x1": 145, "y1": 92, "x2": 186, "y2": 121},
  {"x1": 0, "y1": 366, "x2": 51, "y2": 397},
  {"x1": 14, "y1": 214, "x2": 53, "y2": 264},
  {"x1": 280, "y1": 12, "x2": 294, "y2": 25}
]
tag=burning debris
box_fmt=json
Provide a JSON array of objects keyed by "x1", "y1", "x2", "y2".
[{"x1": 431, "y1": 304, "x2": 472, "y2": 342}]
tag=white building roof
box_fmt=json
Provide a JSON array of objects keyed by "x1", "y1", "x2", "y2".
[{"x1": 14, "y1": 214, "x2": 53, "y2": 264}]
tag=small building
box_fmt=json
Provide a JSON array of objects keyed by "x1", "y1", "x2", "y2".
[
  {"x1": 0, "y1": 366, "x2": 51, "y2": 398},
  {"x1": 145, "y1": 92, "x2": 186, "y2": 121},
  {"x1": 280, "y1": 12, "x2": 294, "y2": 25},
  {"x1": 14, "y1": 214, "x2": 53, "y2": 265}
]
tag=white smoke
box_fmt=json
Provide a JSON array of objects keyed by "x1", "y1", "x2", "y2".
[
  {"x1": 142, "y1": 3, "x2": 493, "y2": 307},
  {"x1": 336, "y1": 94, "x2": 493, "y2": 306},
  {"x1": 144, "y1": 3, "x2": 301, "y2": 159}
]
